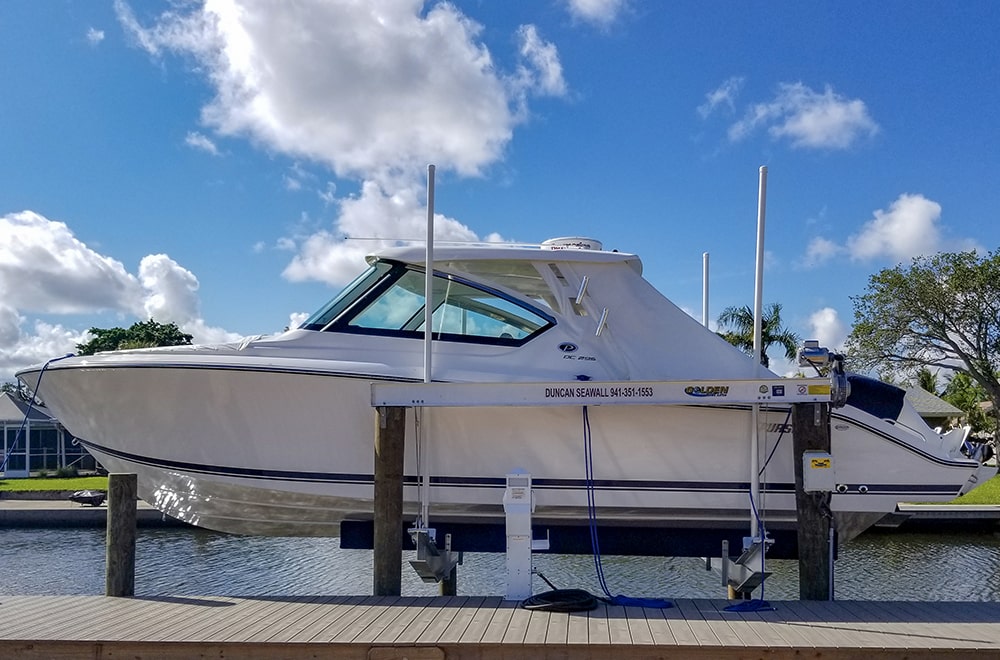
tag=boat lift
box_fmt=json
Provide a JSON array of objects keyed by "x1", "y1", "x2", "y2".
[{"x1": 372, "y1": 367, "x2": 848, "y2": 598}]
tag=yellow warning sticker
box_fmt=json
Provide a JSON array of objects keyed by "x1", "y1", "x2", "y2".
[
  {"x1": 810, "y1": 458, "x2": 831, "y2": 469},
  {"x1": 807, "y1": 384, "x2": 831, "y2": 395}
]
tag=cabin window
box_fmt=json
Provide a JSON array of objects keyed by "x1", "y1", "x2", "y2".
[
  {"x1": 440, "y1": 260, "x2": 560, "y2": 312},
  {"x1": 306, "y1": 260, "x2": 555, "y2": 345}
]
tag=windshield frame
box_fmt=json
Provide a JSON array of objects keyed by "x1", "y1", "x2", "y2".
[{"x1": 301, "y1": 260, "x2": 557, "y2": 346}]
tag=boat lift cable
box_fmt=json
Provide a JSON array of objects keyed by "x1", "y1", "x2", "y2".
[
  {"x1": 582, "y1": 406, "x2": 673, "y2": 609},
  {"x1": 755, "y1": 406, "x2": 792, "y2": 523},
  {"x1": 1, "y1": 354, "x2": 73, "y2": 473},
  {"x1": 759, "y1": 408, "x2": 792, "y2": 477}
]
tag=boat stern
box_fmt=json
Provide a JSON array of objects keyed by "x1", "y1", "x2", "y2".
[{"x1": 959, "y1": 462, "x2": 998, "y2": 496}]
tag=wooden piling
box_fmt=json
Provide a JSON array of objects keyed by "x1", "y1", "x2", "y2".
[
  {"x1": 105, "y1": 472, "x2": 137, "y2": 598},
  {"x1": 792, "y1": 402, "x2": 832, "y2": 600},
  {"x1": 728, "y1": 585, "x2": 751, "y2": 600},
  {"x1": 373, "y1": 406, "x2": 406, "y2": 597},
  {"x1": 440, "y1": 533, "x2": 457, "y2": 596}
]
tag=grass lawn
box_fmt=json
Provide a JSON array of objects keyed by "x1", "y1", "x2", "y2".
[
  {"x1": 948, "y1": 472, "x2": 1000, "y2": 504},
  {"x1": 0, "y1": 476, "x2": 109, "y2": 492}
]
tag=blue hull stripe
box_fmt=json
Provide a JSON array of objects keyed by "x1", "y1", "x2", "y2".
[{"x1": 77, "y1": 438, "x2": 962, "y2": 497}]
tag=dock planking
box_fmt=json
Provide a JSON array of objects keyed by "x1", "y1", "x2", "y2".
[{"x1": 3, "y1": 594, "x2": 1000, "y2": 658}]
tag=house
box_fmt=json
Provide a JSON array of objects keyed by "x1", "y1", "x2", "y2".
[
  {"x1": 902, "y1": 386, "x2": 964, "y2": 430},
  {"x1": 0, "y1": 391, "x2": 97, "y2": 478}
]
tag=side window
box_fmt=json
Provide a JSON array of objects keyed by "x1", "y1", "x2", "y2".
[
  {"x1": 423, "y1": 289, "x2": 545, "y2": 340},
  {"x1": 344, "y1": 267, "x2": 553, "y2": 343},
  {"x1": 349, "y1": 270, "x2": 427, "y2": 330},
  {"x1": 300, "y1": 261, "x2": 394, "y2": 330}
]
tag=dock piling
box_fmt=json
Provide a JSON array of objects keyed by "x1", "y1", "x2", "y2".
[
  {"x1": 373, "y1": 406, "x2": 406, "y2": 597},
  {"x1": 105, "y1": 472, "x2": 137, "y2": 597},
  {"x1": 439, "y1": 533, "x2": 457, "y2": 596},
  {"x1": 792, "y1": 402, "x2": 833, "y2": 600}
]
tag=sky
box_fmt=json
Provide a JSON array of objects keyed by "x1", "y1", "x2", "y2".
[{"x1": 2, "y1": 0, "x2": 998, "y2": 381}]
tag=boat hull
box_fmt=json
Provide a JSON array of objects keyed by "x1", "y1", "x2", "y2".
[{"x1": 26, "y1": 362, "x2": 982, "y2": 545}]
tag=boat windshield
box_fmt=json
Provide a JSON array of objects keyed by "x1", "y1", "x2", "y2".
[
  {"x1": 300, "y1": 262, "x2": 394, "y2": 330},
  {"x1": 300, "y1": 261, "x2": 555, "y2": 345}
]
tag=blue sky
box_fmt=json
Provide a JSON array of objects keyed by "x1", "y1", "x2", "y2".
[{"x1": 2, "y1": 0, "x2": 998, "y2": 380}]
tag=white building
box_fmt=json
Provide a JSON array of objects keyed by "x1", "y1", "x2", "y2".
[{"x1": 0, "y1": 392, "x2": 97, "y2": 478}]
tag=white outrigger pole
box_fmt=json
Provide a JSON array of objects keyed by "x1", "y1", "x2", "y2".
[
  {"x1": 421, "y1": 164, "x2": 436, "y2": 528},
  {"x1": 702, "y1": 252, "x2": 710, "y2": 328},
  {"x1": 409, "y1": 163, "x2": 460, "y2": 584},
  {"x1": 424, "y1": 163, "x2": 436, "y2": 385},
  {"x1": 750, "y1": 165, "x2": 768, "y2": 540}
]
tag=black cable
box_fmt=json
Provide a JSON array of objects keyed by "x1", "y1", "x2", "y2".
[
  {"x1": 521, "y1": 589, "x2": 599, "y2": 612},
  {"x1": 759, "y1": 407, "x2": 792, "y2": 476},
  {"x1": 535, "y1": 571, "x2": 558, "y2": 591}
]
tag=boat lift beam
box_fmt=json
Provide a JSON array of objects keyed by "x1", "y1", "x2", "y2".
[{"x1": 372, "y1": 377, "x2": 841, "y2": 409}]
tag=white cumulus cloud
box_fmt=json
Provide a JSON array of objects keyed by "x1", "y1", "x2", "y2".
[
  {"x1": 0, "y1": 211, "x2": 241, "y2": 379},
  {"x1": 282, "y1": 180, "x2": 491, "y2": 284},
  {"x1": 516, "y1": 25, "x2": 567, "y2": 98},
  {"x1": 117, "y1": 0, "x2": 566, "y2": 287},
  {"x1": 0, "y1": 211, "x2": 143, "y2": 315},
  {"x1": 807, "y1": 307, "x2": 847, "y2": 353},
  {"x1": 698, "y1": 77, "x2": 744, "y2": 118},
  {"x1": 185, "y1": 131, "x2": 220, "y2": 155},
  {"x1": 798, "y1": 194, "x2": 980, "y2": 269},
  {"x1": 798, "y1": 236, "x2": 843, "y2": 269},
  {"x1": 138, "y1": 254, "x2": 242, "y2": 344},
  {"x1": 846, "y1": 193, "x2": 942, "y2": 262},
  {"x1": 116, "y1": 0, "x2": 554, "y2": 183},
  {"x1": 729, "y1": 82, "x2": 879, "y2": 150},
  {"x1": 0, "y1": 314, "x2": 88, "y2": 379},
  {"x1": 287, "y1": 312, "x2": 310, "y2": 331},
  {"x1": 138, "y1": 254, "x2": 201, "y2": 325},
  {"x1": 564, "y1": 0, "x2": 628, "y2": 27}
]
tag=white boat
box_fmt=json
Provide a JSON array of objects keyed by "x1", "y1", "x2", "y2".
[{"x1": 17, "y1": 237, "x2": 993, "y2": 556}]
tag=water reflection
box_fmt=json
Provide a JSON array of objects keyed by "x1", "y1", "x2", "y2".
[{"x1": 4, "y1": 527, "x2": 1000, "y2": 601}]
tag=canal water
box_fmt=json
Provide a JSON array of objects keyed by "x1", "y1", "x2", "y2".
[{"x1": 4, "y1": 526, "x2": 1000, "y2": 601}]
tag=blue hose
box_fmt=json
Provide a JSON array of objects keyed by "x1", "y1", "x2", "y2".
[{"x1": 582, "y1": 406, "x2": 672, "y2": 609}]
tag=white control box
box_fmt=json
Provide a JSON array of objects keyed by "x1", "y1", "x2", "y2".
[{"x1": 802, "y1": 450, "x2": 836, "y2": 492}]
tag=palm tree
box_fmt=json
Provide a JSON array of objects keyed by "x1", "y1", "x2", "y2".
[
  {"x1": 717, "y1": 302, "x2": 801, "y2": 369},
  {"x1": 915, "y1": 367, "x2": 939, "y2": 395}
]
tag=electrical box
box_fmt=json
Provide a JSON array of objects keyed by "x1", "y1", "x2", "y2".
[{"x1": 802, "y1": 450, "x2": 836, "y2": 492}]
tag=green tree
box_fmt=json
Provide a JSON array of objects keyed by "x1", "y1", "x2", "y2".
[
  {"x1": 913, "y1": 367, "x2": 939, "y2": 395},
  {"x1": 845, "y1": 249, "x2": 1000, "y2": 429},
  {"x1": 942, "y1": 372, "x2": 994, "y2": 433},
  {"x1": 717, "y1": 302, "x2": 801, "y2": 369},
  {"x1": 1, "y1": 380, "x2": 37, "y2": 405},
  {"x1": 76, "y1": 320, "x2": 193, "y2": 356},
  {"x1": 1, "y1": 381, "x2": 28, "y2": 400}
]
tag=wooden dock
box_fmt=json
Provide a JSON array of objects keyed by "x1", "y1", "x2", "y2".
[{"x1": 3, "y1": 594, "x2": 1000, "y2": 658}]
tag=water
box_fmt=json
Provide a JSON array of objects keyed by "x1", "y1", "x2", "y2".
[{"x1": 5, "y1": 526, "x2": 1000, "y2": 601}]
